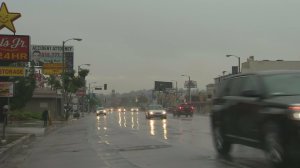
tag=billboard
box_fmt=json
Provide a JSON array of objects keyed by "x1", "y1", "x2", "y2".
[
  {"x1": 184, "y1": 80, "x2": 197, "y2": 88},
  {"x1": 0, "y1": 82, "x2": 14, "y2": 97},
  {"x1": 0, "y1": 35, "x2": 30, "y2": 62},
  {"x1": 0, "y1": 67, "x2": 25, "y2": 77},
  {"x1": 154, "y1": 81, "x2": 173, "y2": 91},
  {"x1": 31, "y1": 45, "x2": 74, "y2": 74}
]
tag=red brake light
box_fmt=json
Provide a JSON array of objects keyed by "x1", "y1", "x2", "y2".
[{"x1": 288, "y1": 106, "x2": 300, "y2": 111}]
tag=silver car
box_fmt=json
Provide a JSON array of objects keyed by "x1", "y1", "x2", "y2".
[{"x1": 145, "y1": 104, "x2": 167, "y2": 119}]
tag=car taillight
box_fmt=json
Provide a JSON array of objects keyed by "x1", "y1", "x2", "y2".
[
  {"x1": 288, "y1": 106, "x2": 300, "y2": 120},
  {"x1": 288, "y1": 106, "x2": 300, "y2": 111},
  {"x1": 179, "y1": 106, "x2": 183, "y2": 110}
]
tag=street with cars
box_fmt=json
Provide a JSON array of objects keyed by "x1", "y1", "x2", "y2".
[{"x1": 3, "y1": 110, "x2": 274, "y2": 168}]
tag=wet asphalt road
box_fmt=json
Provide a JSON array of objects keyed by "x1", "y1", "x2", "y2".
[{"x1": 3, "y1": 111, "x2": 272, "y2": 168}]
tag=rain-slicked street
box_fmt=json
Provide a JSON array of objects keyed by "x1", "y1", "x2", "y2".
[{"x1": 3, "y1": 111, "x2": 272, "y2": 168}]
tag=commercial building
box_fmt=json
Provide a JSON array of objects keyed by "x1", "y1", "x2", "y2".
[{"x1": 242, "y1": 56, "x2": 300, "y2": 73}]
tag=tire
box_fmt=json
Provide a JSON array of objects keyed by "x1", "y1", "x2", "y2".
[
  {"x1": 212, "y1": 125, "x2": 231, "y2": 156},
  {"x1": 264, "y1": 122, "x2": 287, "y2": 168}
]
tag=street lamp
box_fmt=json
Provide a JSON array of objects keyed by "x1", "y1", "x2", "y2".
[
  {"x1": 181, "y1": 74, "x2": 191, "y2": 104},
  {"x1": 226, "y1": 54, "x2": 241, "y2": 73},
  {"x1": 62, "y1": 38, "x2": 82, "y2": 120},
  {"x1": 62, "y1": 38, "x2": 82, "y2": 74}
]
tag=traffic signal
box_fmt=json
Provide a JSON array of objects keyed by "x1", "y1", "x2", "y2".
[{"x1": 104, "y1": 84, "x2": 107, "y2": 90}]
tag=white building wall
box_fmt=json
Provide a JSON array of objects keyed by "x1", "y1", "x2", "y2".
[{"x1": 242, "y1": 57, "x2": 300, "y2": 73}]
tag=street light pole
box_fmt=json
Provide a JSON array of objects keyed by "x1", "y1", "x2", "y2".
[
  {"x1": 226, "y1": 54, "x2": 241, "y2": 73},
  {"x1": 61, "y1": 38, "x2": 82, "y2": 120}
]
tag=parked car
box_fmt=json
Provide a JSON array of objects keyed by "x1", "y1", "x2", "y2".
[
  {"x1": 173, "y1": 103, "x2": 194, "y2": 117},
  {"x1": 210, "y1": 70, "x2": 300, "y2": 168},
  {"x1": 96, "y1": 107, "x2": 107, "y2": 116},
  {"x1": 145, "y1": 104, "x2": 167, "y2": 119}
]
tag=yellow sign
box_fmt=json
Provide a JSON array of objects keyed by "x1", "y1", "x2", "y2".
[
  {"x1": 43, "y1": 63, "x2": 63, "y2": 68},
  {"x1": 0, "y1": 3, "x2": 21, "y2": 33},
  {"x1": 43, "y1": 68, "x2": 62, "y2": 75},
  {"x1": 0, "y1": 67, "x2": 25, "y2": 77}
]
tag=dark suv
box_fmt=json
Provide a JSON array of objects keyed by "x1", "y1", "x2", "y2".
[
  {"x1": 210, "y1": 71, "x2": 300, "y2": 168},
  {"x1": 173, "y1": 103, "x2": 194, "y2": 117}
]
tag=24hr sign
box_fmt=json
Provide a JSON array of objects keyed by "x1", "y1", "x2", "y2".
[{"x1": 0, "y1": 35, "x2": 30, "y2": 62}]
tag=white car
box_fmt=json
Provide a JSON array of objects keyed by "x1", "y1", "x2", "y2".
[
  {"x1": 96, "y1": 107, "x2": 107, "y2": 116},
  {"x1": 145, "y1": 104, "x2": 167, "y2": 119}
]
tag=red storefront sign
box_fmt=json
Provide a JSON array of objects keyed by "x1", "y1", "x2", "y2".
[{"x1": 0, "y1": 35, "x2": 30, "y2": 62}]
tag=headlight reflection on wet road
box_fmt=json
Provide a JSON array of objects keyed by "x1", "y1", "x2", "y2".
[{"x1": 148, "y1": 119, "x2": 168, "y2": 140}]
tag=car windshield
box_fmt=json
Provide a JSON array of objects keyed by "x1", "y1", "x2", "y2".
[
  {"x1": 263, "y1": 73, "x2": 300, "y2": 96},
  {"x1": 148, "y1": 105, "x2": 163, "y2": 110},
  {"x1": 97, "y1": 107, "x2": 104, "y2": 110}
]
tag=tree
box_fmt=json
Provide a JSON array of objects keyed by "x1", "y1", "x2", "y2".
[
  {"x1": 61, "y1": 69, "x2": 89, "y2": 107},
  {"x1": 47, "y1": 75, "x2": 61, "y2": 90}
]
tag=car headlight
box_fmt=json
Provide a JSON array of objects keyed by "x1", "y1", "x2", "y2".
[
  {"x1": 103, "y1": 110, "x2": 106, "y2": 113},
  {"x1": 149, "y1": 111, "x2": 154, "y2": 115},
  {"x1": 162, "y1": 111, "x2": 166, "y2": 114}
]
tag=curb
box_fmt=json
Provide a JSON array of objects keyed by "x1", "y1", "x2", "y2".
[{"x1": 0, "y1": 133, "x2": 35, "y2": 164}]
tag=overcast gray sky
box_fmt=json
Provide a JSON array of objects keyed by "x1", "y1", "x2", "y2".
[{"x1": 3, "y1": 0, "x2": 300, "y2": 93}]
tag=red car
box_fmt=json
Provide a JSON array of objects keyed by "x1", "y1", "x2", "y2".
[{"x1": 173, "y1": 103, "x2": 195, "y2": 117}]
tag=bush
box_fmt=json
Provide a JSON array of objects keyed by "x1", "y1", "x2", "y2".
[{"x1": 9, "y1": 110, "x2": 42, "y2": 121}]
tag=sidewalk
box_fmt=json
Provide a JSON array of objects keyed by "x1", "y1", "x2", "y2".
[{"x1": 0, "y1": 119, "x2": 67, "y2": 164}]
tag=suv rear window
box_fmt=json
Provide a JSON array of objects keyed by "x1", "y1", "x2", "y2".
[{"x1": 263, "y1": 73, "x2": 300, "y2": 96}]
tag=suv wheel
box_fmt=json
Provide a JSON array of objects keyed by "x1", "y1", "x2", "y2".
[
  {"x1": 213, "y1": 125, "x2": 231, "y2": 156},
  {"x1": 264, "y1": 123, "x2": 287, "y2": 168}
]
